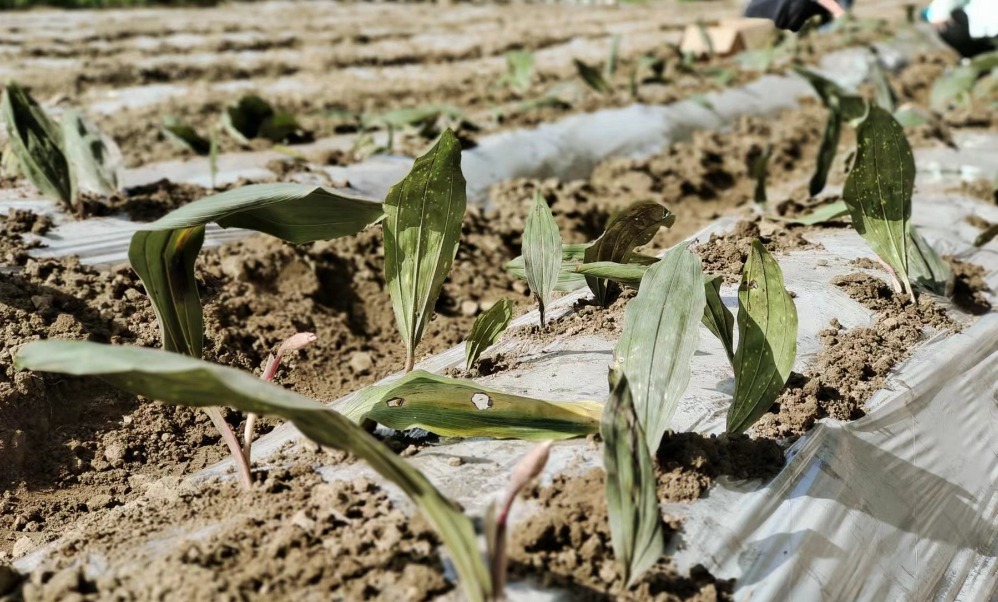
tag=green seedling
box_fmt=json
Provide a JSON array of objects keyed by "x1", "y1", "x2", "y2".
[
  {"x1": 930, "y1": 50, "x2": 998, "y2": 110},
  {"x1": 522, "y1": 190, "x2": 562, "y2": 327},
  {"x1": 223, "y1": 94, "x2": 307, "y2": 145},
  {"x1": 843, "y1": 104, "x2": 915, "y2": 302},
  {"x1": 383, "y1": 129, "x2": 466, "y2": 372},
  {"x1": 14, "y1": 340, "x2": 494, "y2": 602},
  {"x1": 574, "y1": 261, "x2": 648, "y2": 288},
  {"x1": 162, "y1": 115, "x2": 211, "y2": 155},
  {"x1": 750, "y1": 144, "x2": 772, "y2": 205},
  {"x1": 602, "y1": 373, "x2": 665, "y2": 587},
  {"x1": 629, "y1": 55, "x2": 665, "y2": 97},
  {"x1": 908, "y1": 226, "x2": 952, "y2": 296},
  {"x1": 498, "y1": 50, "x2": 535, "y2": 93},
  {"x1": 1, "y1": 82, "x2": 72, "y2": 206},
  {"x1": 574, "y1": 59, "x2": 612, "y2": 95},
  {"x1": 485, "y1": 440, "x2": 553, "y2": 600},
  {"x1": 605, "y1": 35, "x2": 621, "y2": 79},
  {"x1": 465, "y1": 298, "x2": 513, "y2": 371},
  {"x1": 613, "y1": 242, "x2": 705, "y2": 454},
  {"x1": 339, "y1": 370, "x2": 602, "y2": 441},
  {"x1": 583, "y1": 201, "x2": 675, "y2": 307},
  {"x1": 868, "y1": 54, "x2": 897, "y2": 113},
  {"x1": 727, "y1": 241, "x2": 797, "y2": 434}
]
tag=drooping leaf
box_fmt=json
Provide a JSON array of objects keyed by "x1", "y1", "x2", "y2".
[
  {"x1": 522, "y1": 190, "x2": 562, "y2": 326},
  {"x1": 574, "y1": 59, "x2": 612, "y2": 94},
  {"x1": 61, "y1": 109, "x2": 120, "y2": 197},
  {"x1": 602, "y1": 373, "x2": 665, "y2": 587},
  {"x1": 128, "y1": 227, "x2": 206, "y2": 358},
  {"x1": 727, "y1": 240, "x2": 797, "y2": 434},
  {"x1": 751, "y1": 145, "x2": 772, "y2": 204},
  {"x1": 465, "y1": 298, "x2": 513, "y2": 371},
  {"x1": 162, "y1": 115, "x2": 211, "y2": 155},
  {"x1": 574, "y1": 261, "x2": 648, "y2": 288},
  {"x1": 1, "y1": 82, "x2": 72, "y2": 205},
  {"x1": 503, "y1": 50, "x2": 535, "y2": 92},
  {"x1": 907, "y1": 227, "x2": 952, "y2": 296},
  {"x1": 975, "y1": 223, "x2": 998, "y2": 247},
  {"x1": 702, "y1": 274, "x2": 735, "y2": 363},
  {"x1": 842, "y1": 105, "x2": 915, "y2": 301},
  {"x1": 583, "y1": 201, "x2": 674, "y2": 306},
  {"x1": 868, "y1": 57, "x2": 897, "y2": 113},
  {"x1": 14, "y1": 341, "x2": 493, "y2": 602},
  {"x1": 773, "y1": 199, "x2": 850, "y2": 225},
  {"x1": 506, "y1": 243, "x2": 657, "y2": 292},
  {"x1": 613, "y1": 243, "x2": 706, "y2": 454},
  {"x1": 810, "y1": 100, "x2": 842, "y2": 197},
  {"x1": 338, "y1": 370, "x2": 601, "y2": 440},
  {"x1": 145, "y1": 183, "x2": 384, "y2": 244},
  {"x1": 223, "y1": 94, "x2": 306, "y2": 144},
  {"x1": 384, "y1": 129, "x2": 467, "y2": 371}
]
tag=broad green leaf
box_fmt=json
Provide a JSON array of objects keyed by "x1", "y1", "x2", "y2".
[
  {"x1": 339, "y1": 370, "x2": 601, "y2": 440},
  {"x1": 574, "y1": 59, "x2": 612, "y2": 94},
  {"x1": 842, "y1": 105, "x2": 915, "y2": 301},
  {"x1": 384, "y1": 130, "x2": 467, "y2": 371},
  {"x1": 1, "y1": 82, "x2": 72, "y2": 205},
  {"x1": 751, "y1": 145, "x2": 771, "y2": 204},
  {"x1": 14, "y1": 341, "x2": 492, "y2": 602},
  {"x1": 506, "y1": 243, "x2": 659, "y2": 292},
  {"x1": 145, "y1": 183, "x2": 384, "y2": 244},
  {"x1": 61, "y1": 109, "x2": 120, "y2": 197},
  {"x1": 727, "y1": 241, "x2": 797, "y2": 434},
  {"x1": 907, "y1": 227, "x2": 952, "y2": 296},
  {"x1": 128, "y1": 227, "x2": 206, "y2": 358},
  {"x1": 163, "y1": 115, "x2": 211, "y2": 155},
  {"x1": 614, "y1": 243, "x2": 706, "y2": 454},
  {"x1": 504, "y1": 50, "x2": 535, "y2": 93},
  {"x1": 574, "y1": 261, "x2": 648, "y2": 288},
  {"x1": 702, "y1": 274, "x2": 734, "y2": 363},
  {"x1": 465, "y1": 298, "x2": 513, "y2": 371},
  {"x1": 975, "y1": 223, "x2": 998, "y2": 247},
  {"x1": 522, "y1": 190, "x2": 562, "y2": 326},
  {"x1": 773, "y1": 199, "x2": 849, "y2": 225},
  {"x1": 583, "y1": 201, "x2": 674, "y2": 306},
  {"x1": 868, "y1": 58, "x2": 897, "y2": 113},
  {"x1": 602, "y1": 373, "x2": 665, "y2": 588},
  {"x1": 930, "y1": 64, "x2": 979, "y2": 110},
  {"x1": 810, "y1": 100, "x2": 842, "y2": 197}
]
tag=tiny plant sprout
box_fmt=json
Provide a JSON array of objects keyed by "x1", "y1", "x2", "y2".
[
  {"x1": 522, "y1": 190, "x2": 561, "y2": 327},
  {"x1": 243, "y1": 332, "x2": 317, "y2": 464},
  {"x1": 486, "y1": 441, "x2": 553, "y2": 599}
]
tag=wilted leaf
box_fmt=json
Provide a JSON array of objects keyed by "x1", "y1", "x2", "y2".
[
  {"x1": 384, "y1": 130, "x2": 467, "y2": 371},
  {"x1": 339, "y1": 370, "x2": 601, "y2": 440},
  {"x1": 614, "y1": 243, "x2": 706, "y2": 454},
  {"x1": 842, "y1": 105, "x2": 915, "y2": 301},
  {"x1": 15, "y1": 340, "x2": 493, "y2": 602},
  {"x1": 727, "y1": 241, "x2": 797, "y2": 434},
  {"x1": 602, "y1": 373, "x2": 665, "y2": 587},
  {"x1": 907, "y1": 227, "x2": 952, "y2": 296},
  {"x1": 574, "y1": 261, "x2": 648, "y2": 288},
  {"x1": 465, "y1": 298, "x2": 513, "y2": 370},
  {"x1": 163, "y1": 115, "x2": 211, "y2": 155},
  {"x1": 702, "y1": 274, "x2": 734, "y2": 363},
  {"x1": 574, "y1": 59, "x2": 612, "y2": 94},
  {"x1": 128, "y1": 227, "x2": 205, "y2": 358},
  {"x1": 146, "y1": 183, "x2": 384, "y2": 244},
  {"x1": 751, "y1": 145, "x2": 771, "y2": 204},
  {"x1": 1, "y1": 82, "x2": 72, "y2": 205},
  {"x1": 774, "y1": 199, "x2": 850, "y2": 225},
  {"x1": 61, "y1": 109, "x2": 120, "y2": 197},
  {"x1": 522, "y1": 190, "x2": 562, "y2": 326},
  {"x1": 583, "y1": 201, "x2": 674, "y2": 306},
  {"x1": 223, "y1": 94, "x2": 306, "y2": 144}
]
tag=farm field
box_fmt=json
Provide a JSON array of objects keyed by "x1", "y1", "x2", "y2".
[{"x1": 1, "y1": 0, "x2": 997, "y2": 600}]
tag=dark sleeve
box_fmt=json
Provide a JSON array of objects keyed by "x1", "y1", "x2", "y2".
[{"x1": 744, "y1": 0, "x2": 829, "y2": 32}]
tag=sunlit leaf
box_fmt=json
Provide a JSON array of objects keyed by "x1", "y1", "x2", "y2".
[
  {"x1": 465, "y1": 298, "x2": 513, "y2": 371},
  {"x1": 702, "y1": 274, "x2": 734, "y2": 363},
  {"x1": 522, "y1": 190, "x2": 562, "y2": 326},
  {"x1": 614, "y1": 243, "x2": 705, "y2": 453},
  {"x1": 384, "y1": 129, "x2": 466, "y2": 371},
  {"x1": 339, "y1": 370, "x2": 601, "y2": 440},
  {"x1": 504, "y1": 50, "x2": 535, "y2": 93},
  {"x1": 61, "y1": 109, "x2": 120, "y2": 197},
  {"x1": 1, "y1": 82, "x2": 72, "y2": 205},
  {"x1": 574, "y1": 261, "x2": 648, "y2": 288},
  {"x1": 583, "y1": 201, "x2": 674, "y2": 306},
  {"x1": 727, "y1": 240, "x2": 797, "y2": 434},
  {"x1": 602, "y1": 373, "x2": 665, "y2": 587},
  {"x1": 15, "y1": 341, "x2": 493, "y2": 602}
]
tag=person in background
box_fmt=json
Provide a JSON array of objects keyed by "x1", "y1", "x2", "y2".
[
  {"x1": 924, "y1": 0, "x2": 998, "y2": 58},
  {"x1": 743, "y1": 0, "x2": 850, "y2": 32}
]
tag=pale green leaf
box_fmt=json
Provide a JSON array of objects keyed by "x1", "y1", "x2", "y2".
[
  {"x1": 574, "y1": 261, "x2": 648, "y2": 288},
  {"x1": 930, "y1": 64, "x2": 979, "y2": 110},
  {"x1": 727, "y1": 241, "x2": 797, "y2": 434},
  {"x1": 842, "y1": 105, "x2": 915, "y2": 301},
  {"x1": 61, "y1": 109, "x2": 120, "y2": 197},
  {"x1": 1, "y1": 82, "x2": 72, "y2": 205},
  {"x1": 702, "y1": 274, "x2": 734, "y2": 363},
  {"x1": 522, "y1": 190, "x2": 562, "y2": 326},
  {"x1": 14, "y1": 340, "x2": 492, "y2": 602},
  {"x1": 465, "y1": 298, "x2": 513, "y2": 371},
  {"x1": 614, "y1": 243, "x2": 706, "y2": 454},
  {"x1": 907, "y1": 227, "x2": 952, "y2": 296},
  {"x1": 384, "y1": 129, "x2": 467, "y2": 370},
  {"x1": 602, "y1": 373, "x2": 665, "y2": 587},
  {"x1": 504, "y1": 51, "x2": 535, "y2": 92},
  {"x1": 339, "y1": 370, "x2": 602, "y2": 440},
  {"x1": 605, "y1": 35, "x2": 621, "y2": 79}
]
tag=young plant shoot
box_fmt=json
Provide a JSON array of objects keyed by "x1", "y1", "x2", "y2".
[
  {"x1": 1, "y1": 83, "x2": 73, "y2": 206},
  {"x1": 521, "y1": 190, "x2": 562, "y2": 327},
  {"x1": 383, "y1": 129, "x2": 466, "y2": 372},
  {"x1": 465, "y1": 298, "x2": 513, "y2": 371}
]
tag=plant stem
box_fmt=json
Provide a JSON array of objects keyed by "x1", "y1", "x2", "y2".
[
  {"x1": 404, "y1": 349, "x2": 415, "y2": 373},
  {"x1": 205, "y1": 406, "x2": 253, "y2": 489},
  {"x1": 243, "y1": 352, "x2": 280, "y2": 465}
]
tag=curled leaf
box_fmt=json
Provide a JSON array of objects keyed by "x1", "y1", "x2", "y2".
[
  {"x1": 163, "y1": 115, "x2": 211, "y2": 155},
  {"x1": 465, "y1": 298, "x2": 513, "y2": 371},
  {"x1": 61, "y1": 109, "x2": 121, "y2": 197},
  {"x1": 907, "y1": 227, "x2": 952, "y2": 296},
  {"x1": 702, "y1": 274, "x2": 735, "y2": 363},
  {"x1": 727, "y1": 240, "x2": 797, "y2": 434},
  {"x1": 522, "y1": 190, "x2": 562, "y2": 326},
  {"x1": 1, "y1": 82, "x2": 72, "y2": 205}
]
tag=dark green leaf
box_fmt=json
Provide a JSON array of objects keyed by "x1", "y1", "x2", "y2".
[
  {"x1": 907, "y1": 227, "x2": 952, "y2": 296},
  {"x1": 1, "y1": 82, "x2": 72, "y2": 205},
  {"x1": 223, "y1": 94, "x2": 276, "y2": 144},
  {"x1": 975, "y1": 223, "x2": 998, "y2": 247},
  {"x1": 751, "y1": 145, "x2": 771, "y2": 204},
  {"x1": 465, "y1": 298, "x2": 513, "y2": 370},
  {"x1": 574, "y1": 59, "x2": 612, "y2": 94},
  {"x1": 810, "y1": 101, "x2": 842, "y2": 197},
  {"x1": 163, "y1": 115, "x2": 211, "y2": 155},
  {"x1": 702, "y1": 274, "x2": 734, "y2": 363}
]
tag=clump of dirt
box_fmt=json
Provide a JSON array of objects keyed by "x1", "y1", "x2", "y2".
[
  {"x1": 849, "y1": 257, "x2": 882, "y2": 269},
  {"x1": 524, "y1": 292, "x2": 633, "y2": 345},
  {"x1": 753, "y1": 272, "x2": 955, "y2": 438},
  {"x1": 79, "y1": 180, "x2": 210, "y2": 221},
  {"x1": 3, "y1": 209, "x2": 53, "y2": 236},
  {"x1": 511, "y1": 469, "x2": 734, "y2": 601},
  {"x1": 695, "y1": 219, "x2": 819, "y2": 282},
  {"x1": 12, "y1": 449, "x2": 452, "y2": 602},
  {"x1": 656, "y1": 432, "x2": 784, "y2": 503},
  {"x1": 946, "y1": 256, "x2": 992, "y2": 315},
  {"x1": 957, "y1": 179, "x2": 998, "y2": 205}
]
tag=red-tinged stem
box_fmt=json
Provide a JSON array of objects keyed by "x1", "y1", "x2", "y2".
[
  {"x1": 243, "y1": 353, "x2": 279, "y2": 465},
  {"x1": 204, "y1": 406, "x2": 252, "y2": 489}
]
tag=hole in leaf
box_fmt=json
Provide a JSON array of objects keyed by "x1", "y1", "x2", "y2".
[
  {"x1": 386, "y1": 397, "x2": 405, "y2": 408},
  {"x1": 471, "y1": 393, "x2": 492, "y2": 410}
]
